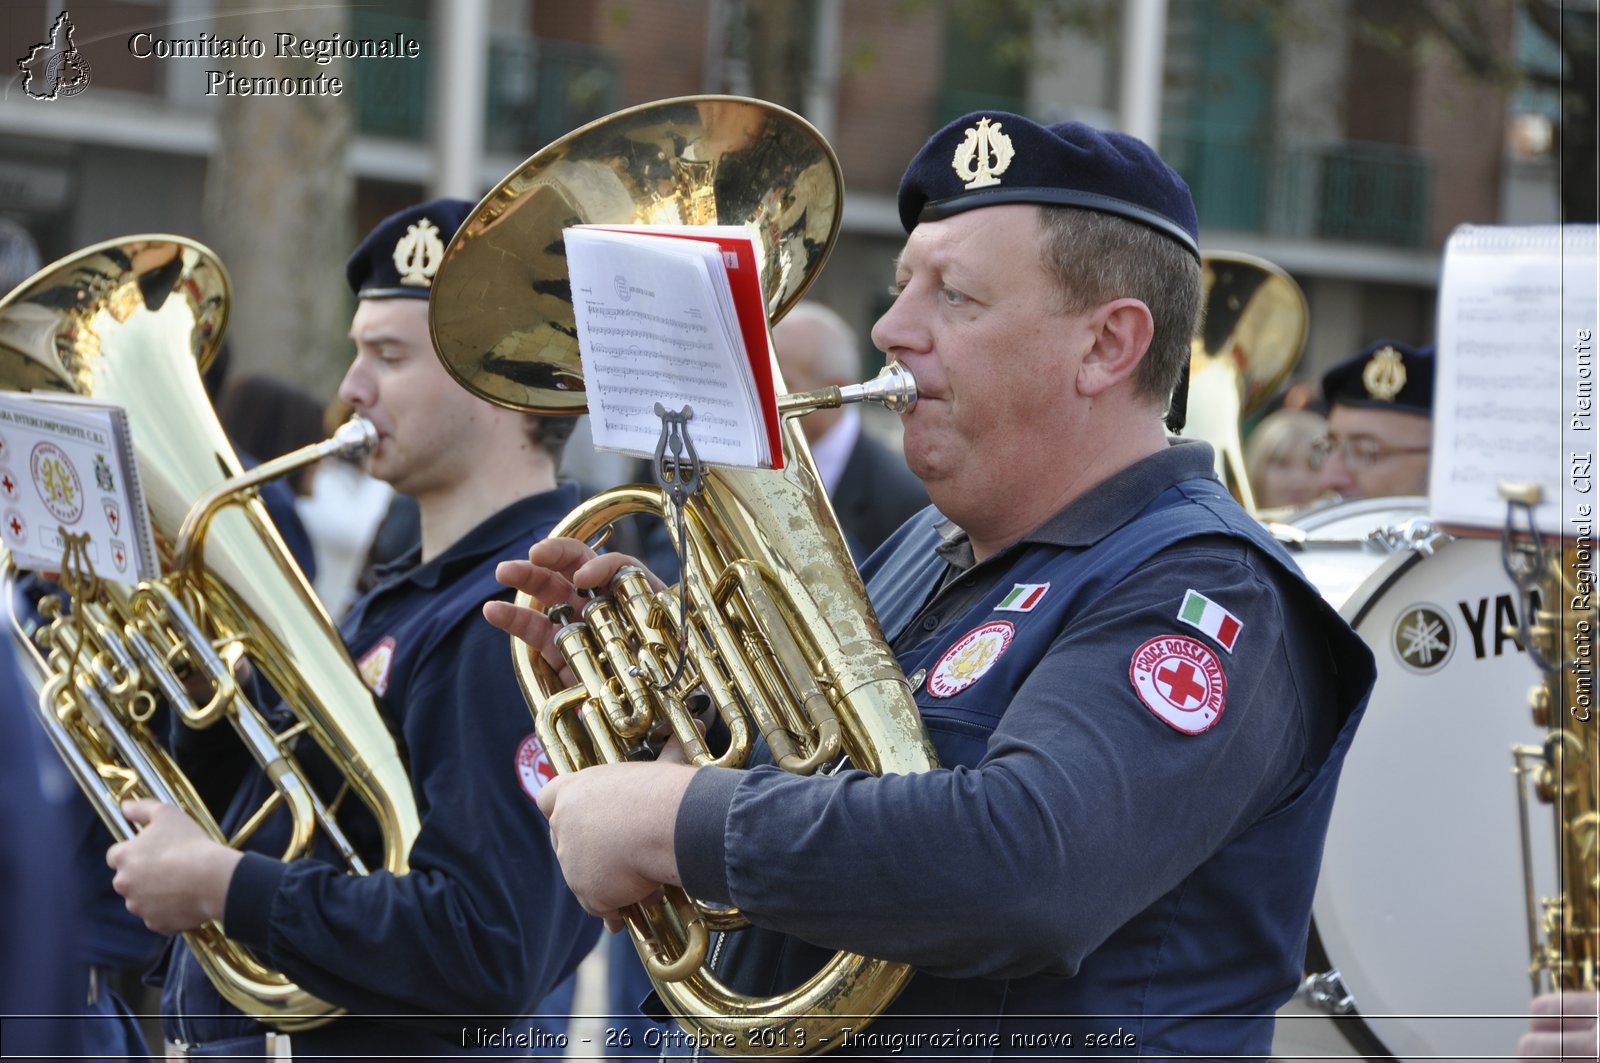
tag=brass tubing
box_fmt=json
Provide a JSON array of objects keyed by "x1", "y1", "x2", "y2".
[{"x1": 583, "y1": 595, "x2": 656, "y2": 739}]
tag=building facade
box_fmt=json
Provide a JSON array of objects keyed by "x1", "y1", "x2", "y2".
[{"x1": 0, "y1": 0, "x2": 1560, "y2": 401}]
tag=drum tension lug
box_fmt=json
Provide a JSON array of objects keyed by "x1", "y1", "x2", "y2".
[{"x1": 1298, "y1": 968, "x2": 1356, "y2": 1015}]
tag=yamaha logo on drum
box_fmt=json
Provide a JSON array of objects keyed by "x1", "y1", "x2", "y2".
[{"x1": 1391, "y1": 602, "x2": 1456, "y2": 673}]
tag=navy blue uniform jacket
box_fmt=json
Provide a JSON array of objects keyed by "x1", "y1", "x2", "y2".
[
  {"x1": 159, "y1": 484, "x2": 598, "y2": 1055},
  {"x1": 675, "y1": 442, "x2": 1374, "y2": 1059}
]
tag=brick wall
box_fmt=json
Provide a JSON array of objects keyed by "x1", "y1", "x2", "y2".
[
  {"x1": 530, "y1": 0, "x2": 945, "y2": 200},
  {"x1": 830, "y1": 0, "x2": 943, "y2": 198},
  {"x1": 597, "y1": 0, "x2": 715, "y2": 103},
  {"x1": 1414, "y1": 15, "x2": 1512, "y2": 245}
]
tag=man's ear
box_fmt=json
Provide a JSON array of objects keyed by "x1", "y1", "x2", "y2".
[{"x1": 1077, "y1": 298, "x2": 1155, "y2": 397}]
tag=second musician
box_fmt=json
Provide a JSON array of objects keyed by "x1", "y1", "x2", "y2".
[{"x1": 108, "y1": 199, "x2": 599, "y2": 1059}]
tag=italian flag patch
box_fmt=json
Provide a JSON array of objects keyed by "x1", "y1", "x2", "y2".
[
  {"x1": 996, "y1": 582, "x2": 1050, "y2": 612},
  {"x1": 1178, "y1": 590, "x2": 1241, "y2": 652}
]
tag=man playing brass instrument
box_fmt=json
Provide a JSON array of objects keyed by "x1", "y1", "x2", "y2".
[
  {"x1": 491, "y1": 115, "x2": 1376, "y2": 1056},
  {"x1": 106, "y1": 200, "x2": 598, "y2": 1059}
]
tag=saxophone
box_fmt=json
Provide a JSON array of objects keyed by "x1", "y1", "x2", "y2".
[{"x1": 1503, "y1": 482, "x2": 1599, "y2": 992}]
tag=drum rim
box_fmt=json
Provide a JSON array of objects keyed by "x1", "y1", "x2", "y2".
[
  {"x1": 1287, "y1": 494, "x2": 1429, "y2": 534},
  {"x1": 1342, "y1": 548, "x2": 1425, "y2": 629},
  {"x1": 1303, "y1": 920, "x2": 1404, "y2": 1062}
]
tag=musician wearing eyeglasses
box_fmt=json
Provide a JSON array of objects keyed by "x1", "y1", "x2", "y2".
[
  {"x1": 1314, "y1": 340, "x2": 1435, "y2": 500},
  {"x1": 492, "y1": 114, "x2": 1377, "y2": 1058}
]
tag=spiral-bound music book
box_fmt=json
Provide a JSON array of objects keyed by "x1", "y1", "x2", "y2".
[
  {"x1": 0, "y1": 391, "x2": 158, "y2": 582},
  {"x1": 563, "y1": 223, "x2": 784, "y2": 471},
  {"x1": 1430, "y1": 223, "x2": 1599, "y2": 538}
]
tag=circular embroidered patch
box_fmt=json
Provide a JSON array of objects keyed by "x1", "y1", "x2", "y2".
[
  {"x1": 1129, "y1": 634, "x2": 1226, "y2": 734},
  {"x1": 515, "y1": 733, "x2": 557, "y2": 802},
  {"x1": 927, "y1": 620, "x2": 1014, "y2": 698}
]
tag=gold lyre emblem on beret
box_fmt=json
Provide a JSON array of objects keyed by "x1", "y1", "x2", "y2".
[
  {"x1": 1361, "y1": 344, "x2": 1407, "y2": 402},
  {"x1": 392, "y1": 218, "x2": 447, "y2": 289},
  {"x1": 951, "y1": 116, "x2": 1015, "y2": 190}
]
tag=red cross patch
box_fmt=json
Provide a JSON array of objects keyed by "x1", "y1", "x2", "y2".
[
  {"x1": 515, "y1": 733, "x2": 557, "y2": 802},
  {"x1": 1128, "y1": 634, "x2": 1226, "y2": 734},
  {"x1": 4, "y1": 508, "x2": 26, "y2": 543}
]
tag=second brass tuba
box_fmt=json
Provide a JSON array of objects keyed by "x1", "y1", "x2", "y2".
[
  {"x1": 429, "y1": 96, "x2": 937, "y2": 1053},
  {"x1": 1180, "y1": 251, "x2": 1309, "y2": 514},
  {"x1": 0, "y1": 238, "x2": 421, "y2": 1030}
]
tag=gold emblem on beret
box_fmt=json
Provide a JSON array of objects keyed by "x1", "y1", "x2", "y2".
[
  {"x1": 392, "y1": 217, "x2": 446, "y2": 289},
  {"x1": 1361, "y1": 345, "x2": 1407, "y2": 402},
  {"x1": 951, "y1": 116, "x2": 1015, "y2": 190}
]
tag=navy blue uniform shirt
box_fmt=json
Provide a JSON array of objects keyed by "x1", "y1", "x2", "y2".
[
  {"x1": 159, "y1": 483, "x2": 599, "y2": 1057},
  {"x1": 1, "y1": 622, "x2": 88, "y2": 1062},
  {"x1": 674, "y1": 441, "x2": 1374, "y2": 1059}
]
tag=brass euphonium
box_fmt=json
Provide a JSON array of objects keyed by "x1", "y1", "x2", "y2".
[
  {"x1": 429, "y1": 96, "x2": 937, "y2": 1053},
  {"x1": 1180, "y1": 251, "x2": 1309, "y2": 513},
  {"x1": 0, "y1": 237, "x2": 421, "y2": 1030},
  {"x1": 1503, "y1": 483, "x2": 1599, "y2": 992}
]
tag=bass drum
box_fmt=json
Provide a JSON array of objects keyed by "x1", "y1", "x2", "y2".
[{"x1": 1271, "y1": 496, "x2": 1553, "y2": 1061}]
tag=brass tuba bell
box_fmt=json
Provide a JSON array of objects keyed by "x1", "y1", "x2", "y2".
[
  {"x1": 429, "y1": 96, "x2": 937, "y2": 1053},
  {"x1": 1180, "y1": 251, "x2": 1309, "y2": 513},
  {"x1": 0, "y1": 237, "x2": 421, "y2": 1030}
]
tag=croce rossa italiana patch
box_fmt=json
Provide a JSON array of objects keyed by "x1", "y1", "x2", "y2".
[{"x1": 1128, "y1": 634, "x2": 1226, "y2": 734}]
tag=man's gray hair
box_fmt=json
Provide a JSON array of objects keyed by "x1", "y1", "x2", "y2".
[
  {"x1": 778, "y1": 301, "x2": 861, "y2": 383},
  {"x1": 1037, "y1": 207, "x2": 1202, "y2": 407}
]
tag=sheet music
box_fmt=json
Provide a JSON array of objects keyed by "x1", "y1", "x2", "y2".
[
  {"x1": 1430, "y1": 223, "x2": 1599, "y2": 537},
  {"x1": 564, "y1": 226, "x2": 776, "y2": 469}
]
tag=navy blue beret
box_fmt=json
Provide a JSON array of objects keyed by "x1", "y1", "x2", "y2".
[
  {"x1": 345, "y1": 198, "x2": 475, "y2": 299},
  {"x1": 1321, "y1": 339, "x2": 1434, "y2": 416},
  {"x1": 896, "y1": 112, "x2": 1199, "y2": 258}
]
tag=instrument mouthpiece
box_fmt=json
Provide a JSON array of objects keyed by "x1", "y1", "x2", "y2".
[
  {"x1": 839, "y1": 362, "x2": 917, "y2": 414},
  {"x1": 781, "y1": 362, "x2": 918, "y2": 419},
  {"x1": 331, "y1": 416, "x2": 379, "y2": 461}
]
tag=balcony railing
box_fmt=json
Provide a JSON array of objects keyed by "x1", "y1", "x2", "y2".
[
  {"x1": 920, "y1": 109, "x2": 1432, "y2": 249},
  {"x1": 1162, "y1": 128, "x2": 1433, "y2": 248},
  {"x1": 345, "y1": 12, "x2": 619, "y2": 151},
  {"x1": 484, "y1": 35, "x2": 618, "y2": 155},
  {"x1": 347, "y1": 11, "x2": 426, "y2": 139}
]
